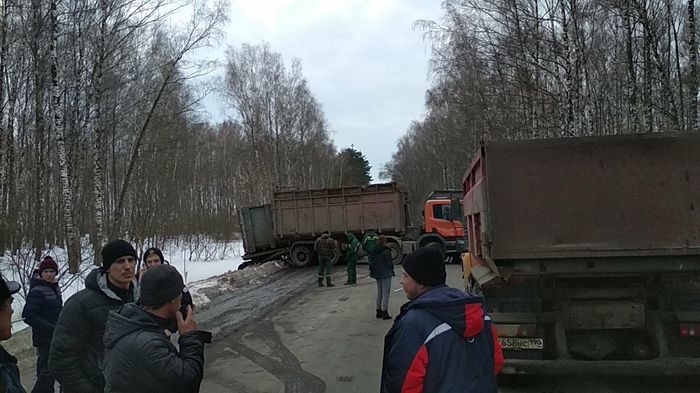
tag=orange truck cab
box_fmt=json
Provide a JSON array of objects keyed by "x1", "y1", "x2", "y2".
[{"x1": 410, "y1": 191, "x2": 468, "y2": 262}]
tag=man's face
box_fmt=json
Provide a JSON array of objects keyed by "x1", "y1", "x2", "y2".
[
  {"x1": 145, "y1": 255, "x2": 162, "y2": 269},
  {"x1": 0, "y1": 297, "x2": 14, "y2": 340},
  {"x1": 401, "y1": 272, "x2": 425, "y2": 300},
  {"x1": 41, "y1": 269, "x2": 57, "y2": 283},
  {"x1": 107, "y1": 255, "x2": 136, "y2": 286},
  {"x1": 170, "y1": 293, "x2": 184, "y2": 317}
]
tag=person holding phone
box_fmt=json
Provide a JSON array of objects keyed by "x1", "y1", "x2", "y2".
[{"x1": 103, "y1": 265, "x2": 212, "y2": 393}]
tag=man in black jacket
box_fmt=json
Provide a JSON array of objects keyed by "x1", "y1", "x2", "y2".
[
  {"x1": 49, "y1": 239, "x2": 139, "y2": 393},
  {"x1": 103, "y1": 265, "x2": 211, "y2": 393}
]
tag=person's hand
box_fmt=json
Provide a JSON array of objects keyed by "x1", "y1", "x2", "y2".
[{"x1": 176, "y1": 305, "x2": 197, "y2": 335}]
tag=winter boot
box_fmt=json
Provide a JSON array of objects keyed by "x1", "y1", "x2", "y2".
[
  {"x1": 381, "y1": 310, "x2": 392, "y2": 320},
  {"x1": 376, "y1": 309, "x2": 382, "y2": 318},
  {"x1": 326, "y1": 282, "x2": 335, "y2": 288},
  {"x1": 318, "y1": 278, "x2": 324, "y2": 287}
]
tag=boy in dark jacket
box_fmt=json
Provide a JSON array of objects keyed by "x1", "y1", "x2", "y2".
[
  {"x1": 381, "y1": 247, "x2": 504, "y2": 393},
  {"x1": 0, "y1": 274, "x2": 25, "y2": 392},
  {"x1": 22, "y1": 256, "x2": 62, "y2": 393},
  {"x1": 49, "y1": 239, "x2": 140, "y2": 393},
  {"x1": 103, "y1": 265, "x2": 211, "y2": 393}
]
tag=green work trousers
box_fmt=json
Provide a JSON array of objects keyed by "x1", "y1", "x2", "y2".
[{"x1": 345, "y1": 255, "x2": 358, "y2": 284}]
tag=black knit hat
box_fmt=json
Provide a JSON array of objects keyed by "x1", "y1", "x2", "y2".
[
  {"x1": 402, "y1": 247, "x2": 446, "y2": 287},
  {"x1": 101, "y1": 239, "x2": 137, "y2": 270},
  {"x1": 139, "y1": 265, "x2": 184, "y2": 307}
]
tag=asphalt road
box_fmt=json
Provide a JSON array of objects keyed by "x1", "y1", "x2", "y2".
[{"x1": 200, "y1": 264, "x2": 697, "y2": 393}]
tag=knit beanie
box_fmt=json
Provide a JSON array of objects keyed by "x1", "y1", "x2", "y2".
[
  {"x1": 139, "y1": 265, "x2": 184, "y2": 307},
  {"x1": 38, "y1": 257, "x2": 59, "y2": 274},
  {"x1": 402, "y1": 247, "x2": 446, "y2": 287},
  {"x1": 101, "y1": 239, "x2": 137, "y2": 270}
]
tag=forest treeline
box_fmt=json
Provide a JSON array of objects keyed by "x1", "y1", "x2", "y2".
[
  {"x1": 384, "y1": 0, "x2": 700, "y2": 218},
  {"x1": 0, "y1": 0, "x2": 371, "y2": 271}
]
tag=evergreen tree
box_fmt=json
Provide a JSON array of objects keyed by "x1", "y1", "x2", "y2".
[{"x1": 334, "y1": 147, "x2": 372, "y2": 186}]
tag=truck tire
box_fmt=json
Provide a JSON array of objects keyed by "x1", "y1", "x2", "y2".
[
  {"x1": 289, "y1": 245, "x2": 315, "y2": 268},
  {"x1": 423, "y1": 241, "x2": 446, "y2": 261},
  {"x1": 386, "y1": 241, "x2": 403, "y2": 265},
  {"x1": 329, "y1": 244, "x2": 342, "y2": 265}
]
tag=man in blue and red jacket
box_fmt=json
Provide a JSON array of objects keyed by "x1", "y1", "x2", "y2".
[{"x1": 381, "y1": 247, "x2": 504, "y2": 392}]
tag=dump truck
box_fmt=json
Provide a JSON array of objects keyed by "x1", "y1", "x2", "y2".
[
  {"x1": 462, "y1": 133, "x2": 700, "y2": 376},
  {"x1": 238, "y1": 183, "x2": 467, "y2": 268}
]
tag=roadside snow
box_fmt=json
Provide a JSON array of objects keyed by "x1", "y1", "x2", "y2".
[
  {"x1": 188, "y1": 261, "x2": 287, "y2": 308},
  {"x1": 3, "y1": 239, "x2": 246, "y2": 332}
]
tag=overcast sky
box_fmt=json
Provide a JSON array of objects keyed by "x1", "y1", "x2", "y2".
[{"x1": 202, "y1": 0, "x2": 443, "y2": 181}]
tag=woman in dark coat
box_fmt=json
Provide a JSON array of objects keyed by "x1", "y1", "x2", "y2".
[
  {"x1": 22, "y1": 256, "x2": 63, "y2": 393},
  {"x1": 365, "y1": 235, "x2": 394, "y2": 320}
]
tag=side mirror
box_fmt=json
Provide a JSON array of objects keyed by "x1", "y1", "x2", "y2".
[{"x1": 450, "y1": 198, "x2": 462, "y2": 221}]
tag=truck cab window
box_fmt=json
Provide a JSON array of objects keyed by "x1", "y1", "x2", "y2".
[{"x1": 433, "y1": 204, "x2": 451, "y2": 220}]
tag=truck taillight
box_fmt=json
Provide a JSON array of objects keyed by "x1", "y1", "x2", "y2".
[{"x1": 680, "y1": 324, "x2": 699, "y2": 337}]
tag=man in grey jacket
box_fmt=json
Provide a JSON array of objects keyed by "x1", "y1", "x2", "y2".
[{"x1": 103, "y1": 265, "x2": 212, "y2": 393}]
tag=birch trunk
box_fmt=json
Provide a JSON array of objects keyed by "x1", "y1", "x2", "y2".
[
  {"x1": 51, "y1": 0, "x2": 81, "y2": 273},
  {"x1": 0, "y1": 0, "x2": 7, "y2": 250},
  {"x1": 91, "y1": 0, "x2": 107, "y2": 266},
  {"x1": 689, "y1": 0, "x2": 698, "y2": 130}
]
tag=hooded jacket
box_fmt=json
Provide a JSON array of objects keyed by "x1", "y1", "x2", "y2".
[
  {"x1": 381, "y1": 286, "x2": 503, "y2": 393},
  {"x1": 314, "y1": 234, "x2": 336, "y2": 257},
  {"x1": 22, "y1": 277, "x2": 62, "y2": 347},
  {"x1": 49, "y1": 268, "x2": 139, "y2": 393},
  {"x1": 103, "y1": 303, "x2": 211, "y2": 393},
  {"x1": 0, "y1": 345, "x2": 25, "y2": 393},
  {"x1": 346, "y1": 233, "x2": 360, "y2": 260}
]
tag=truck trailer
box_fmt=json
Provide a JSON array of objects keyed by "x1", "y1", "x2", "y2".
[
  {"x1": 462, "y1": 133, "x2": 700, "y2": 376},
  {"x1": 238, "y1": 183, "x2": 467, "y2": 268}
]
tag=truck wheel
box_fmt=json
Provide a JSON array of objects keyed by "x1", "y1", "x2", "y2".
[
  {"x1": 423, "y1": 242, "x2": 446, "y2": 261},
  {"x1": 387, "y1": 242, "x2": 403, "y2": 265},
  {"x1": 329, "y1": 246, "x2": 342, "y2": 265},
  {"x1": 289, "y1": 245, "x2": 314, "y2": 268}
]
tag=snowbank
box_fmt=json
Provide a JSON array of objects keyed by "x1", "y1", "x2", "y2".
[
  {"x1": 2, "y1": 239, "x2": 246, "y2": 332},
  {"x1": 187, "y1": 260, "x2": 287, "y2": 308}
]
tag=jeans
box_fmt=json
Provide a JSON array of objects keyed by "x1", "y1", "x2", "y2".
[
  {"x1": 32, "y1": 344, "x2": 55, "y2": 393},
  {"x1": 375, "y1": 277, "x2": 392, "y2": 311}
]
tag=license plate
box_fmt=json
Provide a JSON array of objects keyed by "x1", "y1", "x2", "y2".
[{"x1": 499, "y1": 337, "x2": 544, "y2": 350}]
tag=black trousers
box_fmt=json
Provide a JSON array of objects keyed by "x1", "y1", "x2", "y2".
[{"x1": 32, "y1": 344, "x2": 55, "y2": 393}]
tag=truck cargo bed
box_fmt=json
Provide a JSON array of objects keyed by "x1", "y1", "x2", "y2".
[{"x1": 464, "y1": 133, "x2": 700, "y2": 261}]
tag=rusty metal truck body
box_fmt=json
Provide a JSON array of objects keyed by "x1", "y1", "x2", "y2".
[
  {"x1": 240, "y1": 183, "x2": 466, "y2": 267},
  {"x1": 463, "y1": 133, "x2": 700, "y2": 375}
]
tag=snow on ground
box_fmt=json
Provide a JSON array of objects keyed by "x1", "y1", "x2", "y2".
[
  {"x1": 2, "y1": 239, "x2": 246, "y2": 332},
  {"x1": 188, "y1": 261, "x2": 287, "y2": 308}
]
